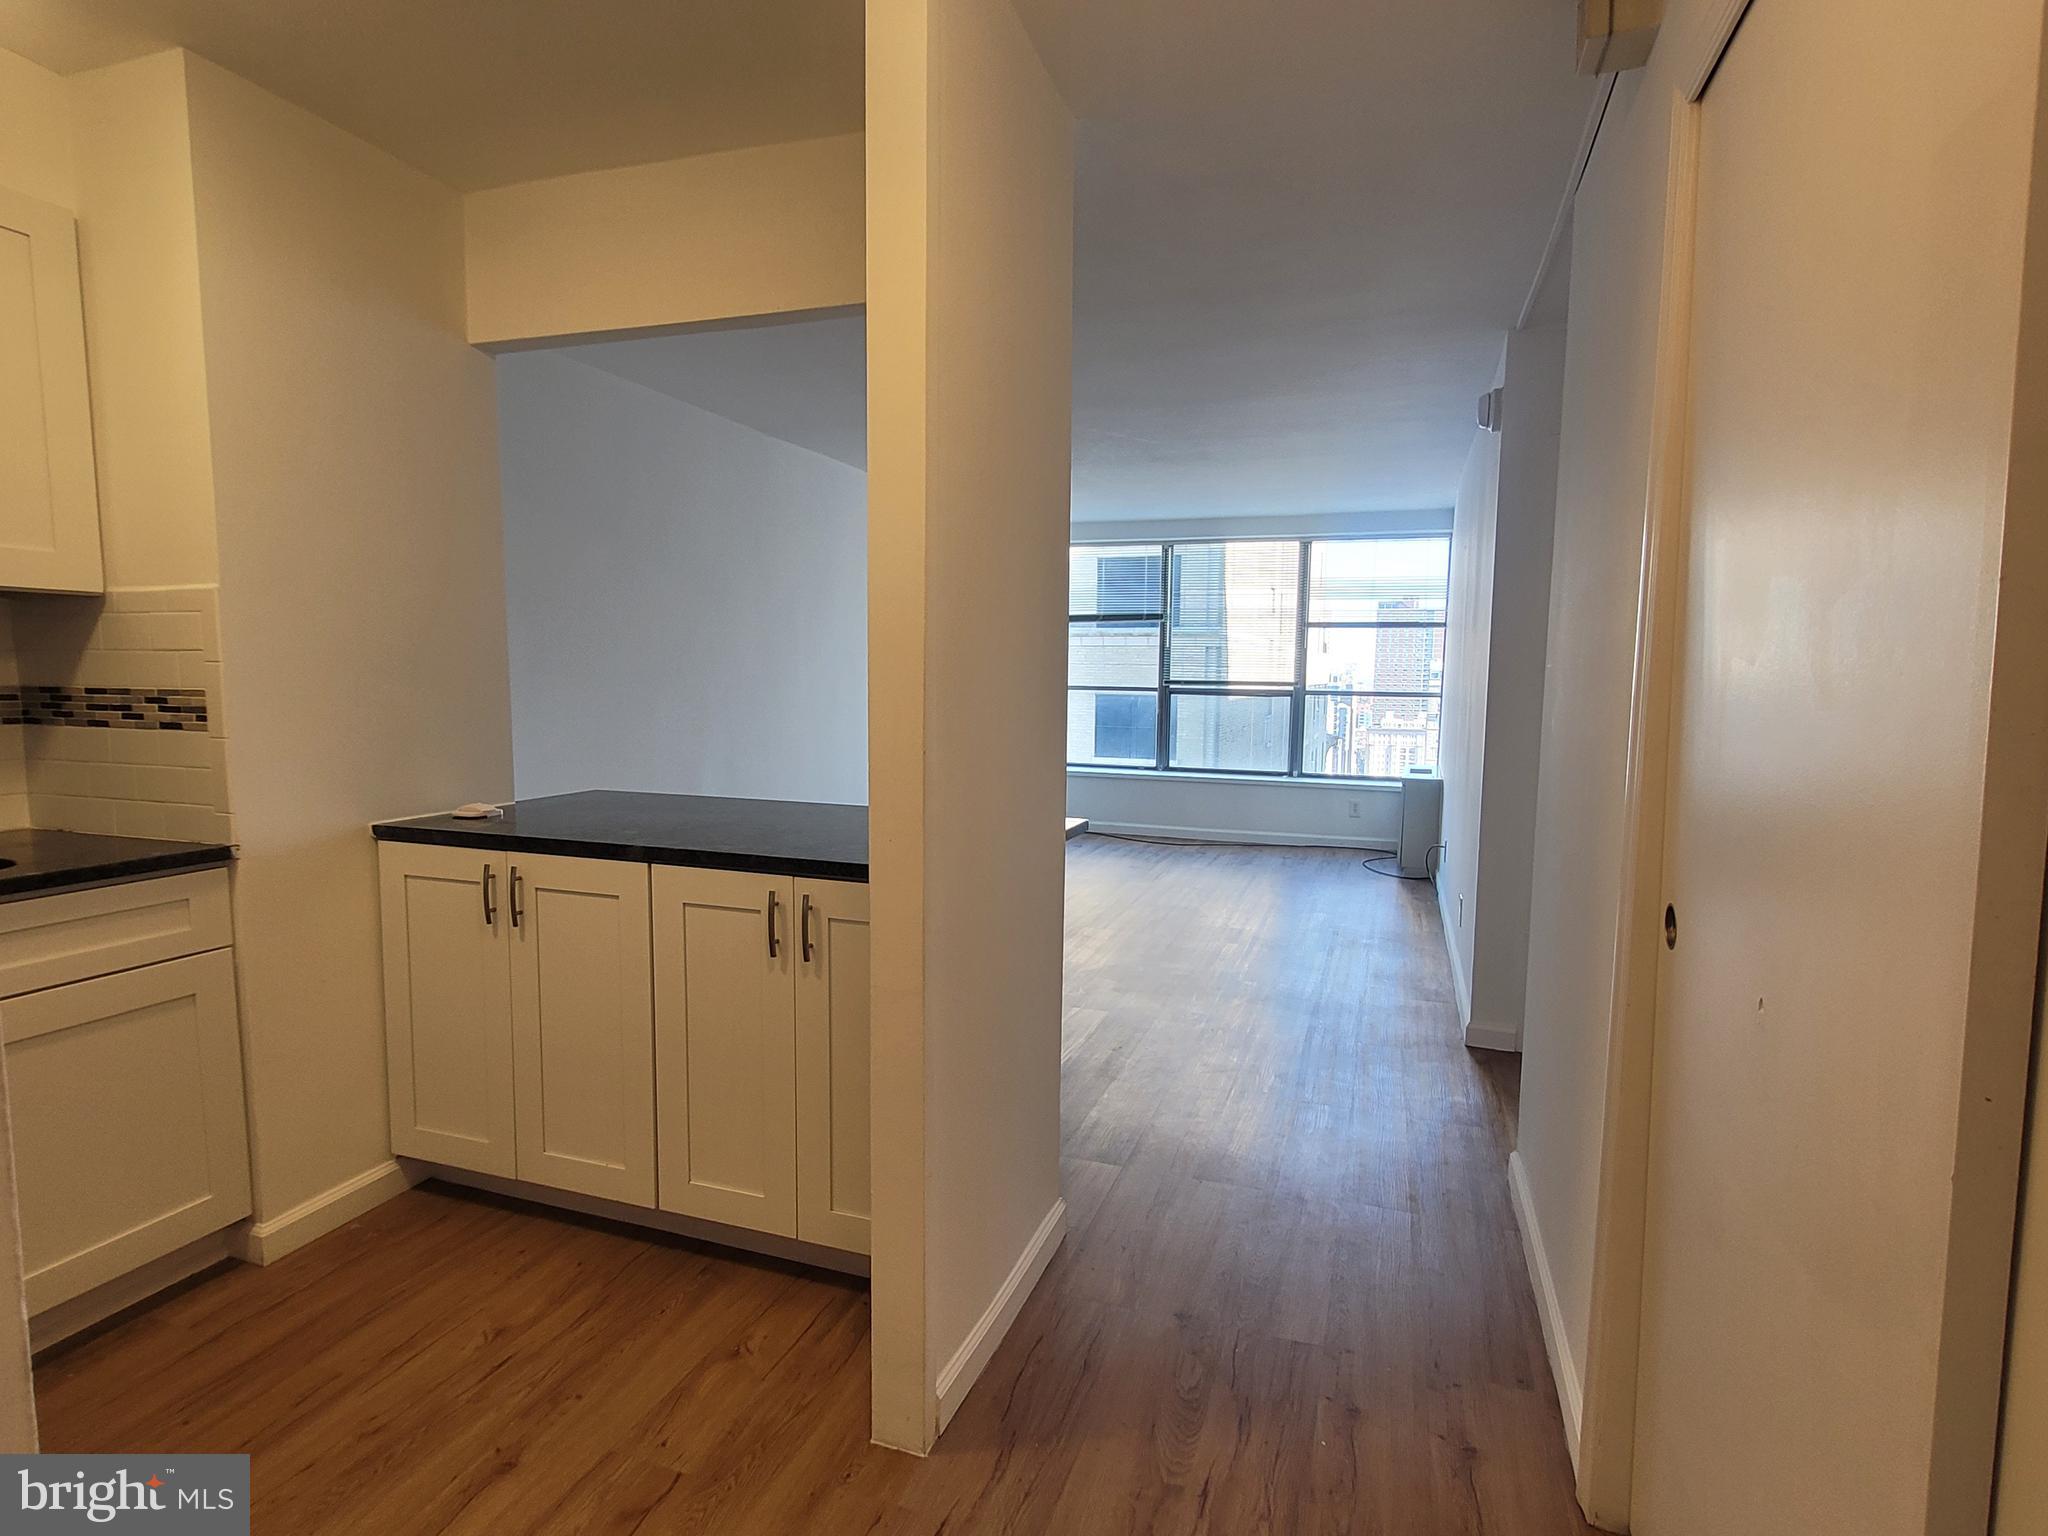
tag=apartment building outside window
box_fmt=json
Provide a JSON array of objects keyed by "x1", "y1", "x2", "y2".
[{"x1": 1067, "y1": 533, "x2": 1451, "y2": 781}]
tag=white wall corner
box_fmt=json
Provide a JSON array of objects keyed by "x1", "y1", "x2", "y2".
[
  {"x1": 231, "y1": 1158, "x2": 418, "y2": 1266},
  {"x1": 935, "y1": 1197, "x2": 1067, "y2": 1433},
  {"x1": 1463, "y1": 1019, "x2": 1523, "y2": 1053},
  {"x1": 1509, "y1": 1149, "x2": 1583, "y2": 1472}
]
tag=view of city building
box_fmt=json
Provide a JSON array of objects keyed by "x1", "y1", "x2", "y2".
[{"x1": 1067, "y1": 535, "x2": 1450, "y2": 780}]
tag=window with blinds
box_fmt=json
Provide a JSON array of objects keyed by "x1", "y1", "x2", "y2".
[{"x1": 1067, "y1": 533, "x2": 1450, "y2": 780}]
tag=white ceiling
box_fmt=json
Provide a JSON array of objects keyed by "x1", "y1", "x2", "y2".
[
  {"x1": 557, "y1": 314, "x2": 868, "y2": 470},
  {"x1": 1013, "y1": 0, "x2": 1595, "y2": 520},
  {"x1": 0, "y1": 0, "x2": 865, "y2": 191},
  {"x1": 0, "y1": 0, "x2": 1594, "y2": 522}
]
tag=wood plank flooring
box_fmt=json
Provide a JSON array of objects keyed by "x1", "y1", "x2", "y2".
[{"x1": 35, "y1": 837, "x2": 1589, "y2": 1534}]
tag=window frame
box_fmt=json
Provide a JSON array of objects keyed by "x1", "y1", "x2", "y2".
[{"x1": 1066, "y1": 531, "x2": 1451, "y2": 783}]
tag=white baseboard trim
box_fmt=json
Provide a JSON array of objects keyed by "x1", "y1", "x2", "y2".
[
  {"x1": 1464, "y1": 1019, "x2": 1523, "y2": 1053},
  {"x1": 421, "y1": 1164, "x2": 870, "y2": 1278},
  {"x1": 1080, "y1": 821, "x2": 1394, "y2": 852},
  {"x1": 1438, "y1": 899, "x2": 1474, "y2": 1027},
  {"x1": 1509, "y1": 1149, "x2": 1583, "y2": 1472},
  {"x1": 233, "y1": 1159, "x2": 418, "y2": 1266},
  {"x1": 935, "y1": 1197, "x2": 1067, "y2": 1433}
]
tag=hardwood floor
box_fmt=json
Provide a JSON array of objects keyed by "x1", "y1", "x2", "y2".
[{"x1": 35, "y1": 838, "x2": 1589, "y2": 1534}]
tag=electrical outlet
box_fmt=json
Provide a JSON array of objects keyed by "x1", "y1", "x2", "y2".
[{"x1": 1347, "y1": 799, "x2": 1361, "y2": 819}]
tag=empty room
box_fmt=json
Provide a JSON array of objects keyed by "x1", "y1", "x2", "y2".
[{"x1": 3, "y1": 3, "x2": 2048, "y2": 1535}]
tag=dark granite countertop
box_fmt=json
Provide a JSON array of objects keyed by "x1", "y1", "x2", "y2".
[
  {"x1": 373, "y1": 791, "x2": 869, "y2": 882},
  {"x1": 0, "y1": 827, "x2": 234, "y2": 903}
]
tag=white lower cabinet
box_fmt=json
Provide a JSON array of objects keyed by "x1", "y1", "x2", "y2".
[
  {"x1": 794, "y1": 878, "x2": 871, "y2": 1253},
  {"x1": 379, "y1": 843, "x2": 869, "y2": 1256},
  {"x1": 380, "y1": 844, "x2": 516, "y2": 1175},
  {"x1": 653, "y1": 867, "x2": 799, "y2": 1234},
  {"x1": 3, "y1": 947, "x2": 250, "y2": 1312},
  {"x1": 652, "y1": 868, "x2": 871, "y2": 1252},
  {"x1": 509, "y1": 854, "x2": 654, "y2": 1205},
  {"x1": 380, "y1": 845, "x2": 655, "y2": 1202}
]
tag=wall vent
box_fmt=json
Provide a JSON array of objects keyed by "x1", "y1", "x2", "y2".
[{"x1": 1577, "y1": 0, "x2": 1662, "y2": 75}]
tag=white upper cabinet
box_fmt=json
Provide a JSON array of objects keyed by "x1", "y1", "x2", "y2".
[{"x1": 0, "y1": 185, "x2": 102, "y2": 594}]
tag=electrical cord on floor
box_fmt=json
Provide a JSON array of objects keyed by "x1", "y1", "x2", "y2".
[
  {"x1": 1088, "y1": 831, "x2": 1227, "y2": 848},
  {"x1": 1363, "y1": 843, "x2": 1445, "y2": 882}
]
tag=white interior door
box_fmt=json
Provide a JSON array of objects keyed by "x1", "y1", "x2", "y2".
[
  {"x1": 1631, "y1": 2, "x2": 2046, "y2": 1529},
  {"x1": 508, "y1": 854, "x2": 655, "y2": 1205},
  {"x1": 652, "y1": 867, "x2": 797, "y2": 1236},
  {"x1": 379, "y1": 843, "x2": 515, "y2": 1175},
  {"x1": 795, "y1": 877, "x2": 871, "y2": 1253}
]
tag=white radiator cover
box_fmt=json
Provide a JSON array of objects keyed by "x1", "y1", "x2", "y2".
[{"x1": 1397, "y1": 769, "x2": 1445, "y2": 879}]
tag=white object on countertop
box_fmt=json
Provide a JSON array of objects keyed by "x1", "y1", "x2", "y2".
[{"x1": 450, "y1": 803, "x2": 506, "y2": 820}]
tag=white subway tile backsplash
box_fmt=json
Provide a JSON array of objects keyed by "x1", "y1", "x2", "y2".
[
  {"x1": 0, "y1": 600, "x2": 25, "y2": 830},
  {"x1": 148, "y1": 612, "x2": 208, "y2": 652},
  {"x1": 112, "y1": 800, "x2": 171, "y2": 839},
  {"x1": 9, "y1": 585, "x2": 234, "y2": 844},
  {"x1": 93, "y1": 613, "x2": 150, "y2": 652},
  {"x1": 86, "y1": 762, "x2": 135, "y2": 800}
]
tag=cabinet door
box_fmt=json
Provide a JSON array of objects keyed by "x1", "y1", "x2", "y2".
[
  {"x1": 508, "y1": 854, "x2": 654, "y2": 1205},
  {"x1": 0, "y1": 185, "x2": 102, "y2": 593},
  {"x1": 795, "y1": 878, "x2": 870, "y2": 1253},
  {"x1": 379, "y1": 843, "x2": 514, "y2": 1175},
  {"x1": 653, "y1": 867, "x2": 797, "y2": 1235},
  {"x1": 3, "y1": 950, "x2": 250, "y2": 1312}
]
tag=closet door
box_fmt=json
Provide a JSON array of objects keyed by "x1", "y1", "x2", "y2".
[
  {"x1": 508, "y1": 854, "x2": 655, "y2": 1205},
  {"x1": 1630, "y1": 3, "x2": 2042, "y2": 1529},
  {"x1": 652, "y1": 867, "x2": 797, "y2": 1236}
]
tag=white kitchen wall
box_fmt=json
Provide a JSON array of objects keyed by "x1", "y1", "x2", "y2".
[
  {"x1": 185, "y1": 50, "x2": 514, "y2": 1231},
  {"x1": 496, "y1": 349, "x2": 868, "y2": 805}
]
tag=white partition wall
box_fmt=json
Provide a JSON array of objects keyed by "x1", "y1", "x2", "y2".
[{"x1": 866, "y1": 0, "x2": 1074, "y2": 1454}]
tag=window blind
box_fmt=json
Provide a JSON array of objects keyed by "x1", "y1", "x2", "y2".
[
  {"x1": 1069, "y1": 545, "x2": 1164, "y2": 618},
  {"x1": 1305, "y1": 537, "x2": 1450, "y2": 623},
  {"x1": 1165, "y1": 541, "x2": 1300, "y2": 685}
]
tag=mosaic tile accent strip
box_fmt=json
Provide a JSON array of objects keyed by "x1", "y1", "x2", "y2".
[{"x1": 0, "y1": 684, "x2": 210, "y2": 731}]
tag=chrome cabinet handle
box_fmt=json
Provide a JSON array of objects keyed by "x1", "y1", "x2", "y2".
[
  {"x1": 801, "y1": 893, "x2": 815, "y2": 963},
  {"x1": 482, "y1": 863, "x2": 497, "y2": 926},
  {"x1": 766, "y1": 888, "x2": 780, "y2": 959},
  {"x1": 510, "y1": 865, "x2": 525, "y2": 928}
]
